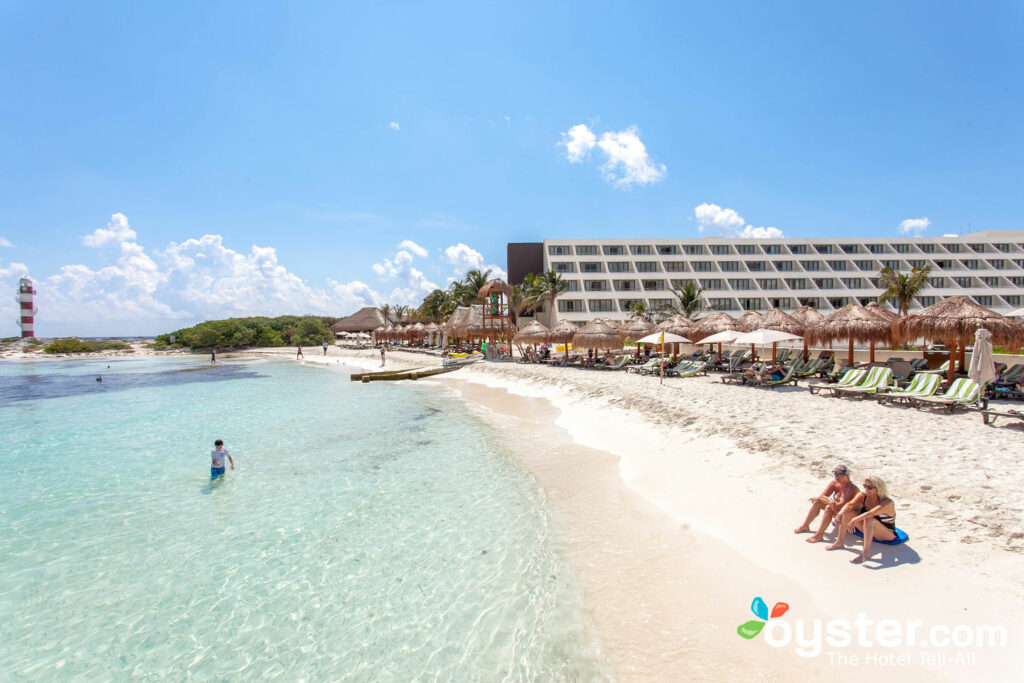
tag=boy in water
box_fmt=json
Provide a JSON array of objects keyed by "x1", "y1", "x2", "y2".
[{"x1": 210, "y1": 439, "x2": 235, "y2": 480}]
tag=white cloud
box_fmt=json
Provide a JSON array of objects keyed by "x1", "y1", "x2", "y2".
[
  {"x1": 694, "y1": 203, "x2": 784, "y2": 239},
  {"x1": 0, "y1": 237, "x2": 13, "y2": 248},
  {"x1": 898, "y1": 217, "x2": 930, "y2": 236},
  {"x1": 82, "y1": 212, "x2": 136, "y2": 247},
  {"x1": 389, "y1": 121, "x2": 400, "y2": 131},
  {"x1": 560, "y1": 124, "x2": 597, "y2": 162},
  {"x1": 442, "y1": 243, "x2": 507, "y2": 283},
  {"x1": 397, "y1": 239, "x2": 428, "y2": 258},
  {"x1": 560, "y1": 123, "x2": 666, "y2": 186}
]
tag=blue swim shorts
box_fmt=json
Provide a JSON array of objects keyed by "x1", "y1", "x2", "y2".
[{"x1": 211, "y1": 466, "x2": 226, "y2": 480}]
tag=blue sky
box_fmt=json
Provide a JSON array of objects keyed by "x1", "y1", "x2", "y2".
[{"x1": 1, "y1": 1, "x2": 1021, "y2": 335}]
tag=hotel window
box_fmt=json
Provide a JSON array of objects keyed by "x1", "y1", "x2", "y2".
[
  {"x1": 814, "y1": 278, "x2": 835, "y2": 289},
  {"x1": 701, "y1": 279, "x2": 724, "y2": 290},
  {"x1": 869, "y1": 278, "x2": 881, "y2": 288},
  {"x1": 584, "y1": 280, "x2": 608, "y2": 292},
  {"x1": 789, "y1": 244, "x2": 808, "y2": 254},
  {"x1": 683, "y1": 245, "x2": 704, "y2": 255},
  {"x1": 828, "y1": 297, "x2": 849, "y2": 308},
  {"x1": 934, "y1": 260, "x2": 954, "y2": 269},
  {"x1": 1005, "y1": 295, "x2": 1021, "y2": 306},
  {"x1": 867, "y1": 244, "x2": 884, "y2": 254},
  {"x1": 575, "y1": 245, "x2": 598, "y2": 256},
  {"x1": 981, "y1": 277, "x2": 999, "y2": 287},
  {"x1": 603, "y1": 245, "x2": 625, "y2": 255},
  {"x1": 775, "y1": 261, "x2": 794, "y2": 271},
  {"x1": 764, "y1": 245, "x2": 783, "y2": 255},
  {"x1": 994, "y1": 243, "x2": 1012, "y2": 253},
  {"x1": 670, "y1": 279, "x2": 693, "y2": 289},
  {"x1": 657, "y1": 245, "x2": 679, "y2": 255},
  {"x1": 641, "y1": 279, "x2": 665, "y2": 291},
  {"x1": 758, "y1": 279, "x2": 779, "y2": 290},
  {"x1": 908, "y1": 260, "x2": 927, "y2": 268},
  {"x1": 608, "y1": 262, "x2": 631, "y2": 273},
  {"x1": 648, "y1": 298, "x2": 672, "y2": 308},
  {"x1": 943, "y1": 243, "x2": 962, "y2": 253},
  {"x1": 968, "y1": 244, "x2": 987, "y2": 253},
  {"x1": 974, "y1": 295, "x2": 994, "y2": 307},
  {"x1": 882, "y1": 260, "x2": 901, "y2": 269},
  {"x1": 613, "y1": 280, "x2": 637, "y2": 291},
  {"x1": 728, "y1": 279, "x2": 752, "y2": 290},
  {"x1": 953, "y1": 277, "x2": 972, "y2": 288},
  {"x1": 842, "y1": 278, "x2": 863, "y2": 289},
  {"x1": 736, "y1": 244, "x2": 757, "y2": 255},
  {"x1": 747, "y1": 261, "x2": 767, "y2": 272},
  {"x1": 801, "y1": 261, "x2": 821, "y2": 271},
  {"x1": 961, "y1": 260, "x2": 980, "y2": 270},
  {"x1": 721, "y1": 261, "x2": 740, "y2": 272},
  {"x1": 894, "y1": 244, "x2": 912, "y2": 253},
  {"x1": 549, "y1": 245, "x2": 571, "y2": 256},
  {"x1": 920, "y1": 244, "x2": 936, "y2": 253},
  {"x1": 708, "y1": 298, "x2": 737, "y2": 311},
  {"x1": 565, "y1": 280, "x2": 580, "y2": 292},
  {"x1": 857, "y1": 296, "x2": 877, "y2": 306},
  {"x1": 589, "y1": 300, "x2": 615, "y2": 312},
  {"x1": 739, "y1": 298, "x2": 762, "y2": 311},
  {"x1": 692, "y1": 262, "x2": 714, "y2": 272},
  {"x1": 988, "y1": 259, "x2": 1006, "y2": 269},
  {"x1": 636, "y1": 262, "x2": 659, "y2": 272},
  {"x1": 814, "y1": 244, "x2": 833, "y2": 254},
  {"x1": 552, "y1": 262, "x2": 575, "y2": 273},
  {"x1": 798, "y1": 297, "x2": 821, "y2": 307},
  {"x1": 630, "y1": 245, "x2": 652, "y2": 255},
  {"x1": 917, "y1": 296, "x2": 937, "y2": 307},
  {"x1": 840, "y1": 244, "x2": 858, "y2": 254},
  {"x1": 929, "y1": 277, "x2": 946, "y2": 288},
  {"x1": 557, "y1": 299, "x2": 584, "y2": 312},
  {"x1": 710, "y1": 245, "x2": 731, "y2": 255},
  {"x1": 785, "y1": 278, "x2": 807, "y2": 289},
  {"x1": 664, "y1": 262, "x2": 688, "y2": 272},
  {"x1": 581, "y1": 262, "x2": 603, "y2": 273},
  {"x1": 1014, "y1": 259, "x2": 1024, "y2": 269},
  {"x1": 1011, "y1": 277, "x2": 1024, "y2": 287},
  {"x1": 854, "y1": 260, "x2": 875, "y2": 270},
  {"x1": 827, "y1": 261, "x2": 848, "y2": 271},
  {"x1": 618, "y1": 299, "x2": 643, "y2": 311}
]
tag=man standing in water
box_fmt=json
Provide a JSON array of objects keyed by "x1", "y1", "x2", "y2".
[
  {"x1": 296, "y1": 344, "x2": 304, "y2": 360},
  {"x1": 210, "y1": 439, "x2": 234, "y2": 481},
  {"x1": 380, "y1": 345, "x2": 386, "y2": 367}
]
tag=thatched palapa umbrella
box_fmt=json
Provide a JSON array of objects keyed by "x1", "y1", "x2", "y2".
[
  {"x1": 514, "y1": 320, "x2": 549, "y2": 346},
  {"x1": 619, "y1": 316, "x2": 656, "y2": 341},
  {"x1": 789, "y1": 305, "x2": 826, "y2": 360},
  {"x1": 737, "y1": 310, "x2": 763, "y2": 332},
  {"x1": 895, "y1": 296, "x2": 1024, "y2": 383},
  {"x1": 805, "y1": 303, "x2": 893, "y2": 366},
  {"x1": 572, "y1": 318, "x2": 625, "y2": 353},
  {"x1": 754, "y1": 308, "x2": 805, "y2": 365},
  {"x1": 692, "y1": 312, "x2": 741, "y2": 357},
  {"x1": 546, "y1": 319, "x2": 580, "y2": 360}
]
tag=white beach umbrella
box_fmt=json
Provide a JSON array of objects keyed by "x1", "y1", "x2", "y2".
[
  {"x1": 635, "y1": 331, "x2": 691, "y2": 345},
  {"x1": 968, "y1": 328, "x2": 997, "y2": 388},
  {"x1": 733, "y1": 329, "x2": 803, "y2": 365},
  {"x1": 697, "y1": 330, "x2": 740, "y2": 345}
]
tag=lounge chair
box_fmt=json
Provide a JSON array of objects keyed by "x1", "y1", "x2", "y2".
[
  {"x1": 775, "y1": 348, "x2": 792, "y2": 363},
  {"x1": 909, "y1": 378, "x2": 984, "y2": 413},
  {"x1": 999, "y1": 364, "x2": 1024, "y2": 383},
  {"x1": 909, "y1": 358, "x2": 929, "y2": 372},
  {"x1": 793, "y1": 358, "x2": 826, "y2": 378},
  {"x1": 876, "y1": 372, "x2": 943, "y2": 405},
  {"x1": 721, "y1": 361, "x2": 764, "y2": 385},
  {"x1": 750, "y1": 362, "x2": 799, "y2": 388},
  {"x1": 666, "y1": 360, "x2": 707, "y2": 378},
  {"x1": 594, "y1": 356, "x2": 631, "y2": 371},
  {"x1": 626, "y1": 358, "x2": 660, "y2": 374},
  {"x1": 833, "y1": 366, "x2": 894, "y2": 398},
  {"x1": 981, "y1": 409, "x2": 1024, "y2": 426},
  {"x1": 809, "y1": 367, "x2": 867, "y2": 396},
  {"x1": 727, "y1": 350, "x2": 751, "y2": 372},
  {"x1": 915, "y1": 360, "x2": 951, "y2": 375}
]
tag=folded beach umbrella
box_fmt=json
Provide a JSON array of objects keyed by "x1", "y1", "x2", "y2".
[{"x1": 968, "y1": 328, "x2": 997, "y2": 388}]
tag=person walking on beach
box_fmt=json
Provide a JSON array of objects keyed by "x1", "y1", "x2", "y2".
[
  {"x1": 794, "y1": 464, "x2": 859, "y2": 543},
  {"x1": 211, "y1": 348, "x2": 216, "y2": 364},
  {"x1": 322, "y1": 341, "x2": 328, "y2": 356},
  {"x1": 210, "y1": 439, "x2": 234, "y2": 481},
  {"x1": 380, "y1": 345, "x2": 386, "y2": 367},
  {"x1": 296, "y1": 344, "x2": 304, "y2": 360}
]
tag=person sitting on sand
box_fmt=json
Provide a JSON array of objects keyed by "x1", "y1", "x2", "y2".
[
  {"x1": 826, "y1": 474, "x2": 897, "y2": 563},
  {"x1": 795, "y1": 464, "x2": 859, "y2": 543}
]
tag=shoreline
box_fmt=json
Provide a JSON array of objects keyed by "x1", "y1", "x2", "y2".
[{"x1": 250, "y1": 346, "x2": 1023, "y2": 679}]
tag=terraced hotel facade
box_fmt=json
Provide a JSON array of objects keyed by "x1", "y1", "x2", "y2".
[{"x1": 507, "y1": 231, "x2": 1024, "y2": 325}]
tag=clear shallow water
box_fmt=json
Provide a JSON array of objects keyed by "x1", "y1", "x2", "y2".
[{"x1": 0, "y1": 357, "x2": 607, "y2": 680}]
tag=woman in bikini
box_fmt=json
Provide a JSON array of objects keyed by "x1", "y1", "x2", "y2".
[{"x1": 826, "y1": 474, "x2": 897, "y2": 563}]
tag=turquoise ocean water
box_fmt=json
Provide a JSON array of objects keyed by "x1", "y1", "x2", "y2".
[{"x1": 0, "y1": 357, "x2": 607, "y2": 680}]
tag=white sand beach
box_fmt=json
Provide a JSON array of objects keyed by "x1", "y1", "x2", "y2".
[{"x1": 246, "y1": 345, "x2": 1024, "y2": 681}]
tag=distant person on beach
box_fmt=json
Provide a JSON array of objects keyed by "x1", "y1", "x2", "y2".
[
  {"x1": 296, "y1": 345, "x2": 304, "y2": 359},
  {"x1": 211, "y1": 349, "x2": 216, "y2": 364},
  {"x1": 210, "y1": 439, "x2": 234, "y2": 481},
  {"x1": 380, "y1": 345, "x2": 386, "y2": 367},
  {"x1": 322, "y1": 341, "x2": 328, "y2": 355},
  {"x1": 795, "y1": 464, "x2": 860, "y2": 543},
  {"x1": 827, "y1": 474, "x2": 897, "y2": 563}
]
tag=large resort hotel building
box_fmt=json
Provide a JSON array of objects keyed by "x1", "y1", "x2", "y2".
[{"x1": 506, "y1": 231, "x2": 1024, "y2": 325}]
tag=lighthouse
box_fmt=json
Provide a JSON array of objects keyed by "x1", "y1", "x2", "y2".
[{"x1": 16, "y1": 276, "x2": 36, "y2": 338}]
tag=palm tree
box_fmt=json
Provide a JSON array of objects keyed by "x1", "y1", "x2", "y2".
[
  {"x1": 378, "y1": 303, "x2": 393, "y2": 324},
  {"x1": 392, "y1": 304, "x2": 410, "y2": 323},
  {"x1": 456, "y1": 268, "x2": 492, "y2": 305},
  {"x1": 878, "y1": 265, "x2": 931, "y2": 316},
  {"x1": 629, "y1": 301, "x2": 653, "y2": 321},
  {"x1": 421, "y1": 289, "x2": 450, "y2": 322},
  {"x1": 665, "y1": 281, "x2": 705, "y2": 318},
  {"x1": 536, "y1": 269, "x2": 569, "y2": 325}
]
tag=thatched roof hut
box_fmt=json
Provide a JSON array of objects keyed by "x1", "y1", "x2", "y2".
[
  {"x1": 691, "y1": 312, "x2": 740, "y2": 342},
  {"x1": 895, "y1": 296, "x2": 1021, "y2": 346},
  {"x1": 331, "y1": 306, "x2": 387, "y2": 334},
  {"x1": 737, "y1": 310, "x2": 763, "y2": 332},
  {"x1": 444, "y1": 307, "x2": 469, "y2": 333},
  {"x1": 546, "y1": 319, "x2": 579, "y2": 344},
  {"x1": 514, "y1": 320, "x2": 549, "y2": 345},
  {"x1": 409, "y1": 322, "x2": 427, "y2": 339},
  {"x1": 619, "y1": 316, "x2": 656, "y2": 340},
  {"x1": 754, "y1": 308, "x2": 805, "y2": 336},
  {"x1": 805, "y1": 303, "x2": 894, "y2": 364},
  {"x1": 477, "y1": 279, "x2": 515, "y2": 300},
  {"x1": 657, "y1": 315, "x2": 695, "y2": 337},
  {"x1": 789, "y1": 306, "x2": 825, "y2": 326},
  {"x1": 572, "y1": 318, "x2": 625, "y2": 350},
  {"x1": 455, "y1": 304, "x2": 486, "y2": 339},
  {"x1": 865, "y1": 301, "x2": 899, "y2": 323}
]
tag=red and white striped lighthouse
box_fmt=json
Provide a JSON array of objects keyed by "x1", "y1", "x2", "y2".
[{"x1": 16, "y1": 276, "x2": 37, "y2": 338}]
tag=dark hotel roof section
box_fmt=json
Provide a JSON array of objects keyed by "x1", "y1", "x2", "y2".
[{"x1": 506, "y1": 243, "x2": 543, "y2": 286}]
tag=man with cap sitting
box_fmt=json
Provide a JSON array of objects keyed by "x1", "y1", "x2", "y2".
[{"x1": 794, "y1": 464, "x2": 861, "y2": 543}]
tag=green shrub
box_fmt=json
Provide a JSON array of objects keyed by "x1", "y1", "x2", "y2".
[{"x1": 44, "y1": 338, "x2": 97, "y2": 353}]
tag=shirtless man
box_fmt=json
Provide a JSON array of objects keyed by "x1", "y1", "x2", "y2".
[{"x1": 794, "y1": 464, "x2": 860, "y2": 543}]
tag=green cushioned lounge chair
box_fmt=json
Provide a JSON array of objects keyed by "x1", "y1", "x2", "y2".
[
  {"x1": 876, "y1": 372, "x2": 942, "y2": 405},
  {"x1": 909, "y1": 378, "x2": 983, "y2": 413},
  {"x1": 809, "y1": 367, "x2": 867, "y2": 396},
  {"x1": 833, "y1": 366, "x2": 894, "y2": 398}
]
